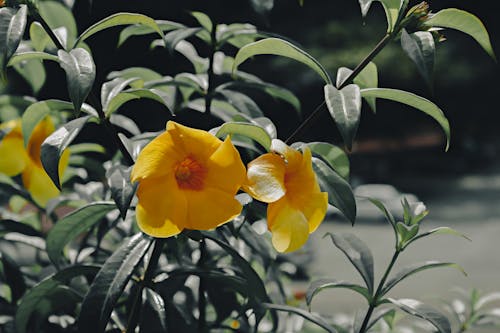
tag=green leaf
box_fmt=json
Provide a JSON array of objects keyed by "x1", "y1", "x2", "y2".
[
  {"x1": 106, "y1": 165, "x2": 136, "y2": 219},
  {"x1": 407, "y1": 227, "x2": 471, "y2": 247},
  {"x1": 101, "y1": 77, "x2": 141, "y2": 113},
  {"x1": 358, "y1": 0, "x2": 374, "y2": 17},
  {"x1": 0, "y1": 253, "x2": 26, "y2": 303},
  {"x1": 388, "y1": 298, "x2": 452, "y2": 333},
  {"x1": 29, "y1": 22, "x2": 52, "y2": 52},
  {"x1": 78, "y1": 233, "x2": 153, "y2": 333},
  {"x1": 214, "y1": 122, "x2": 272, "y2": 151},
  {"x1": 164, "y1": 27, "x2": 202, "y2": 52},
  {"x1": 58, "y1": 48, "x2": 96, "y2": 112},
  {"x1": 68, "y1": 143, "x2": 106, "y2": 155},
  {"x1": 38, "y1": 1, "x2": 78, "y2": 47},
  {"x1": 46, "y1": 202, "x2": 116, "y2": 266},
  {"x1": 109, "y1": 114, "x2": 140, "y2": 135},
  {"x1": 41, "y1": 116, "x2": 91, "y2": 189},
  {"x1": 0, "y1": 5, "x2": 28, "y2": 73},
  {"x1": 379, "y1": 0, "x2": 404, "y2": 33},
  {"x1": 21, "y1": 99, "x2": 73, "y2": 146},
  {"x1": 75, "y1": 12, "x2": 165, "y2": 48},
  {"x1": 306, "y1": 279, "x2": 371, "y2": 307},
  {"x1": 117, "y1": 20, "x2": 184, "y2": 47},
  {"x1": 0, "y1": 219, "x2": 42, "y2": 237},
  {"x1": 141, "y1": 289, "x2": 168, "y2": 332},
  {"x1": 107, "y1": 67, "x2": 162, "y2": 87},
  {"x1": 10, "y1": 51, "x2": 59, "y2": 68},
  {"x1": 367, "y1": 198, "x2": 396, "y2": 229},
  {"x1": 233, "y1": 37, "x2": 332, "y2": 84},
  {"x1": 12, "y1": 53, "x2": 46, "y2": 95},
  {"x1": 325, "y1": 232, "x2": 374, "y2": 293},
  {"x1": 312, "y1": 158, "x2": 356, "y2": 224},
  {"x1": 262, "y1": 303, "x2": 337, "y2": 333},
  {"x1": 15, "y1": 265, "x2": 100, "y2": 333},
  {"x1": 304, "y1": 142, "x2": 349, "y2": 180},
  {"x1": 190, "y1": 11, "x2": 213, "y2": 32},
  {"x1": 337, "y1": 62, "x2": 378, "y2": 112},
  {"x1": 216, "y1": 89, "x2": 263, "y2": 118},
  {"x1": 401, "y1": 29, "x2": 435, "y2": 87},
  {"x1": 396, "y1": 221, "x2": 419, "y2": 244},
  {"x1": 360, "y1": 88, "x2": 450, "y2": 150},
  {"x1": 324, "y1": 84, "x2": 362, "y2": 150},
  {"x1": 425, "y1": 8, "x2": 496, "y2": 60},
  {"x1": 173, "y1": 40, "x2": 208, "y2": 74},
  {"x1": 112, "y1": 88, "x2": 174, "y2": 116},
  {"x1": 382, "y1": 261, "x2": 466, "y2": 296}
]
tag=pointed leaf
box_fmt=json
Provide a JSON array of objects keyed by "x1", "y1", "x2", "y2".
[
  {"x1": 141, "y1": 289, "x2": 168, "y2": 332},
  {"x1": 46, "y1": 202, "x2": 116, "y2": 266},
  {"x1": 164, "y1": 27, "x2": 202, "y2": 52},
  {"x1": 312, "y1": 158, "x2": 356, "y2": 224},
  {"x1": 215, "y1": 122, "x2": 272, "y2": 151},
  {"x1": 325, "y1": 232, "x2": 374, "y2": 293},
  {"x1": 401, "y1": 29, "x2": 435, "y2": 87},
  {"x1": 262, "y1": 302, "x2": 337, "y2": 333},
  {"x1": 190, "y1": 11, "x2": 213, "y2": 32},
  {"x1": 388, "y1": 298, "x2": 452, "y2": 333},
  {"x1": 305, "y1": 142, "x2": 350, "y2": 180},
  {"x1": 336, "y1": 63, "x2": 378, "y2": 112},
  {"x1": 382, "y1": 261, "x2": 466, "y2": 296},
  {"x1": 217, "y1": 89, "x2": 263, "y2": 118},
  {"x1": 324, "y1": 84, "x2": 361, "y2": 150},
  {"x1": 407, "y1": 227, "x2": 471, "y2": 247},
  {"x1": 101, "y1": 77, "x2": 141, "y2": 113},
  {"x1": 379, "y1": 0, "x2": 404, "y2": 33},
  {"x1": 75, "y1": 13, "x2": 165, "y2": 47},
  {"x1": 233, "y1": 38, "x2": 332, "y2": 84},
  {"x1": 0, "y1": 5, "x2": 28, "y2": 72},
  {"x1": 15, "y1": 265, "x2": 100, "y2": 333},
  {"x1": 117, "y1": 19, "x2": 184, "y2": 47},
  {"x1": 306, "y1": 279, "x2": 371, "y2": 306},
  {"x1": 78, "y1": 233, "x2": 153, "y2": 333},
  {"x1": 358, "y1": 0, "x2": 374, "y2": 17},
  {"x1": 367, "y1": 198, "x2": 396, "y2": 228},
  {"x1": 124, "y1": 88, "x2": 174, "y2": 115},
  {"x1": 360, "y1": 88, "x2": 450, "y2": 150},
  {"x1": 58, "y1": 48, "x2": 96, "y2": 112},
  {"x1": 106, "y1": 164, "x2": 137, "y2": 219},
  {"x1": 425, "y1": 8, "x2": 496, "y2": 60},
  {"x1": 41, "y1": 116, "x2": 91, "y2": 189}
]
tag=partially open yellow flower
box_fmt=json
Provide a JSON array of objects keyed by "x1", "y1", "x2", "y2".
[
  {"x1": 0, "y1": 118, "x2": 69, "y2": 207},
  {"x1": 131, "y1": 121, "x2": 246, "y2": 238},
  {"x1": 244, "y1": 140, "x2": 328, "y2": 253}
]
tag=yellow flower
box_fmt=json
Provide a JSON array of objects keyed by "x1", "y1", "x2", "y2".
[
  {"x1": 131, "y1": 121, "x2": 246, "y2": 238},
  {"x1": 0, "y1": 118, "x2": 69, "y2": 207},
  {"x1": 244, "y1": 140, "x2": 328, "y2": 253}
]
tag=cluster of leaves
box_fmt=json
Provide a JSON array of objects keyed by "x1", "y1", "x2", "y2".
[{"x1": 0, "y1": 0, "x2": 496, "y2": 332}]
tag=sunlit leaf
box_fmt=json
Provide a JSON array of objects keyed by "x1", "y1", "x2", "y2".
[
  {"x1": 425, "y1": 8, "x2": 496, "y2": 60},
  {"x1": 164, "y1": 27, "x2": 202, "y2": 52},
  {"x1": 304, "y1": 142, "x2": 350, "y2": 180},
  {"x1": 214, "y1": 122, "x2": 272, "y2": 151},
  {"x1": 324, "y1": 84, "x2": 362, "y2": 150},
  {"x1": 233, "y1": 37, "x2": 332, "y2": 84},
  {"x1": 38, "y1": 1, "x2": 78, "y2": 46},
  {"x1": 118, "y1": 19, "x2": 184, "y2": 47},
  {"x1": 325, "y1": 232, "x2": 374, "y2": 293},
  {"x1": 360, "y1": 88, "x2": 450, "y2": 150},
  {"x1": 101, "y1": 77, "x2": 141, "y2": 113},
  {"x1": 41, "y1": 116, "x2": 91, "y2": 189},
  {"x1": 190, "y1": 11, "x2": 213, "y2": 32},
  {"x1": 336, "y1": 62, "x2": 378, "y2": 112},
  {"x1": 8, "y1": 51, "x2": 59, "y2": 67},
  {"x1": 46, "y1": 202, "x2": 116, "y2": 266}
]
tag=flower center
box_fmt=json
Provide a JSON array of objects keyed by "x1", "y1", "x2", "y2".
[{"x1": 174, "y1": 156, "x2": 207, "y2": 190}]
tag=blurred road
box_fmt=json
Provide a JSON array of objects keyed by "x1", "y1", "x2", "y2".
[{"x1": 303, "y1": 170, "x2": 500, "y2": 332}]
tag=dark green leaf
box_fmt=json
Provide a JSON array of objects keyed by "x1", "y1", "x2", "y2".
[
  {"x1": 324, "y1": 84, "x2": 361, "y2": 150},
  {"x1": 0, "y1": 252, "x2": 26, "y2": 303},
  {"x1": 41, "y1": 116, "x2": 91, "y2": 189},
  {"x1": 382, "y1": 261, "x2": 466, "y2": 296},
  {"x1": 262, "y1": 302, "x2": 337, "y2": 333},
  {"x1": 233, "y1": 37, "x2": 332, "y2": 84},
  {"x1": 0, "y1": 219, "x2": 42, "y2": 237},
  {"x1": 388, "y1": 298, "x2": 452, "y2": 333},
  {"x1": 58, "y1": 48, "x2": 96, "y2": 112},
  {"x1": 141, "y1": 288, "x2": 168, "y2": 333},
  {"x1": 0, "y1": 5, "x2": 27, "y2": 73},
  {"x1": 215, "y1": 122, "x2": 272, "y2": 151},
  {"x1": 401, "y1": 29, "x2": 435, "y2": 87},
  {"x1": 306, "y1": 279, "x2": 371, "y2": 307},
  {"x1": 15, "y1": 265, "x2": 100, "y2": 333},
  {"x1": 75, "y1": 13, "x2": 165, "y2": 48},
  {"x1": 46, "y1": 202, "x2": 116, "y2": 266},
  {"x1": 305, "y1": 142, "x2": 349, "y2": 180},
  {"x1": 78, "y1": 233, "x2": 153, "y2": 333},
  {"x1": 360, "y1": 88, "x2": 450, "y2": 150},
  {"x1": 312, "y1": 158, "x2": 356, "y2": 224},
  {"x1": 106, "y1": 164, "x2": 136, "y2": 219},
  {"x1": 325, "y1": 232, "x2": 374, "y2": 293},
  {"x1": 425, "y1": 8, "x2": 496, "y2": 60}
]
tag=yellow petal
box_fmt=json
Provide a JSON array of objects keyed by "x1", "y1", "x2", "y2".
[
  {"x1": 244, "y1": 153, "x2": 286, "y2": 203},
  {"x1": 184, "y1": 187, "x2": 242, "y2": 230},
  {"x1": 302, "y1": 192, "x2": 328, "y2": 233},
  {"x1": 27, "y1": 117, "x2": 55, "y2": 167},
  {"x1": 268, "y1": 197, "x2": 309, "y2": 253},
  {"x1": 0, "y1": 132, "x2": 27, "y2": 176},
  {"x1": 271, "y1": 139, "x2": 303, "y2": 172},
  {"x1": 166, "y1": 121, "x2": 222, "y2": 162},
  {"x1": 131, "y1": 131, "x2": 183, "y2": 182},
  {"x1": 205, "y1": 136, "x2": 246, "y2": 193},
  {"x1": 135, "y1": 174, "x2": 187, "y2": 237},
  {"x1": 22, "y1": 163, "x2": 60, "y2": 207}
]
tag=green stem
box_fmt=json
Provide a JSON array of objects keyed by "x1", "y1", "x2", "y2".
[
  {"x1": 125, "y1": 238, "x2": 165, "y2": 333},
  {"x1": 198, "y1": 238, "x2": 208, "y2": 333},
  {"x1": 205, "y1": 22, "x2": 218, "y2": 116},
  {"x1": 31, "y1": 8, "x2": 135, "y2": 166},
  {"x1": 358, "y1": 251, "x2": 400, "y2": 333},
  {"x1": 284, "y1": 33, "x2": 394, "y2": 144}
]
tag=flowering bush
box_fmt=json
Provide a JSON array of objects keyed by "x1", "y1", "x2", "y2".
[{"x1": 0, "y1": 0, "x2": 496, "y2": 332}]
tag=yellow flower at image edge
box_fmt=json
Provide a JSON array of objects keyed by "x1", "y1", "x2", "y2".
[
  {"x1": 131, "y1": 121, "x2": 246, "y2": 238},
  {"x1": 0, "y1": 118, "x2": 69, "y2": 207},
  {"x1": 244, "y1": 140, "x2": 328, "y2": 253}
]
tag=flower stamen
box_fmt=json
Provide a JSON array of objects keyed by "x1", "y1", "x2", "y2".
[{"x1": 174, "y1": 156, "x2": 206, "y2": 190}]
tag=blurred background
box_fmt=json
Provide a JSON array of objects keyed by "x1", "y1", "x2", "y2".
[{"x1": 1, "y1": 0, "x2": 499, "y2": 330}]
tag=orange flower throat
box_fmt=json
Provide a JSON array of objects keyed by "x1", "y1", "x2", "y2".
[{"x1": 174, "y1": 156, "x2": 206, "y2": 190}]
